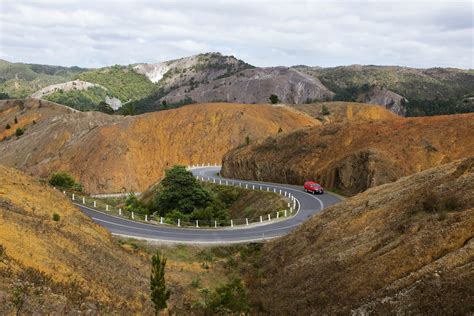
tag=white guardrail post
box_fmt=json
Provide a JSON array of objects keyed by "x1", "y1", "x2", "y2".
[{"x1": 93, "y1": 201, "x2": 97, "y2": 208}]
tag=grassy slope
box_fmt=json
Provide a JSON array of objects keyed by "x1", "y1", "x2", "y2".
[
  {"x1": 0, "y1": 165, "x2": 152, "y2": 313},
  {"x1": 244, "y1": 157, "x2": 474, "y2": 314}
]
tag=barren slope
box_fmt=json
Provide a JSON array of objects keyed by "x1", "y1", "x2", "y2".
[
  {"x1": 0, "y1": 99, "x2": 318, "y2": 193},
  {"x1": 222, "y1": 113, "x2": 474, "y2": 195},
  {"x1": 161, "y1": 67, "x2": 334, "y2": 105},
  {"x1": 0, "y1": 165, "x2": 152, "y2": 313},
  {"x1": 246, "y1": 157, "x2": 474, "y2": 314},
  {"x1": 293, "y1": 101, "x2": 399, "y2": 124}
]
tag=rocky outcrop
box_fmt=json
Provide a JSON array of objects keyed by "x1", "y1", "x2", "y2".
[
  {"x1": 357, "y1": 85, "x2": 407, "y2": 116},
  {"x1": 247, "y1": 157, "x2": 474, "y2": 314},
  {"x1": 162, "y1": 67, "x2": 334, "y2": 104},
  {"x1": 30, "y1": 79, "x2": 106, "y2": 98},
  {"x1": 222, "y1": 113, "x2": 474, "y2": 195},
  {"x1": 0, "y1": 99, "x2": 318, "y2": 193}
]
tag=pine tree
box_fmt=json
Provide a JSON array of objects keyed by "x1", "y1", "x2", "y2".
[{"x1": 150, "y1": 252, "x2": 170, "y2": 314}]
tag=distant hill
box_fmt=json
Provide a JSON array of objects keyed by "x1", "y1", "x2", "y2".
[
  {"x1": 1, "y1": 54, "x2": 473, "y2": 116},
  {"x1": 0, "y1": 99, "x2": 318, "y2": 193},
  {"x1": 0, "y1": 59, "x2": 88, "y2": 98},
  {"x1": 294, "y1": 65, "x2": 474, "y2": 116},
  {"x1": 244, "y1": 157, "x2": 474, "y2": 314},
  {"x1": 222, "y1": 111, "x2": 474, "y2": 195}
]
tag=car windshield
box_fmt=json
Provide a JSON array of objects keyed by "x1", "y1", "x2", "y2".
[{"x1": 311, "y1": 184, "x2": 319, "y2": 187}]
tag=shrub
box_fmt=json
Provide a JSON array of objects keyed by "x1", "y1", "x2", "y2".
[
  {"x1": 207, "y1": 278, "x2": 249, "y2": 313},
  {"x1": 420, "y1": 189, "x2": 463, "y2": 213},
  {"x1": 191, "y1": 278, "x2": 201, "y2": 288},
  {"x1": 269, "y1": 94, "x2": 279, "y2": 104},
  {"x1": 321, "y1": 105, "x2": 330, "y2": 116},
  {"x1": 125, "y1": 192, "x2": 149, "y2": 214},
  {"x1": 48, "y1": 172, "x2": 80, "y2": 190},
  {"x1": 52, "y1": 213, "x2": 60, "y2": 221},
  {"x1": 14, "y1": 116, "x2": 18, "y2": 124},
  {"x1": 15, "y1": 128, "x2": 24, "y2": 137},
  {"x1": 5, "y1": 123, "x2": 10, "y2": 129}
]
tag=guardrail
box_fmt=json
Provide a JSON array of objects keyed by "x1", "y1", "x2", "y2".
[{"x1": 64, "y1": 163, "x2": 300, "y2": 229}]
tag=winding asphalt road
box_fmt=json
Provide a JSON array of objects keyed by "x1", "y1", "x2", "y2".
[{"x1": 78, "y1": 166, "x2": 342, "y2": 243}]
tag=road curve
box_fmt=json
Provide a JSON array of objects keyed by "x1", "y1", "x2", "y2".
[{"x1": 78, "y1": 166, "x2": 342, "y2": 243}]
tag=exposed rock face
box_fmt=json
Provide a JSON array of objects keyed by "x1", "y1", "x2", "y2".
[
  {"x1": 162, "y1": 67, "x2": 334, "y2": 104},
  {"x1": 30, "y1": 79, "x2": 106, "y2": 98},
  {"x1": 105, "y1": 95, "x2": 122, "y2": 110},
  {"x1": 222, "y1": 113, "x2": 474, "y2": 195},
  {"x1": 357, "y1": 85, "x2": 407, "y2": 116},
  {"x1": 134, "y1": 52, "x2": 251, "y2": 86},
  {"x1": 247, "y1": 157, "x2": 474, "y2": 314},
  {"x1": 0, "y1": 99, "x2": 318, "y2": 193}
]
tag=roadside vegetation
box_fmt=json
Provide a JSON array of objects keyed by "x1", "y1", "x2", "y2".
[
  {"x1": 118, "y1": 239, "x2": 258, "y2": 314},
  {"x1": 87, "y1": 166, "x2": 288, "y2": 226},
  {"x1": 48, "y1": 172, "x2": 83, "y2": 191}
]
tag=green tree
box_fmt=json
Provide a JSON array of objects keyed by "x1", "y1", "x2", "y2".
[
  {"x1": 5, "y1": 124, "x2": 10, "y2": 130},
  {"x1": 269, "y1": 94, "x2": 279, "y2": 104},
  {"x1": 48, "y1": 172, "x2": 82, "y2": 190},
  {"x1": 15, "y1": 128, "x2": 24, "y2": 137},
  {"x1": 161, "y1": 100, "x2": 167, "y2": 108},
  {"x1": 125, "y1": 192, "x2": 149, "y2": 214},
  {"x1": 150, "y1": 252, "x2": 171, "y2": 314},
  {"x1": 321, "y1": 105, "x2": 330, "y2": 116},
  {"x1": 152, "y1": 166, "x2": 212, "y2": 215}
]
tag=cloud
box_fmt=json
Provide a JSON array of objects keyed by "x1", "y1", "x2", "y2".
[{"x1": 0, "y1": 0, "x2": 472, "y2": 68}]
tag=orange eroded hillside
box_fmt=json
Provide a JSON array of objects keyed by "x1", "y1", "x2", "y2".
[
  {"x1": 0, "y1": 165, "x2": 152, "y2": 313},
  {"x1": 293, "y1": 101, "x2": 400, "y2": 123},
  {"x1": 222, "y1": 112, "x2": 474, "y2": 194},
  {"x1": 0, "y1": 99, "x2": 318, "y2": 193},
  {"x1": 246, "y1": 157, "x2": 474, "y2": 314}
]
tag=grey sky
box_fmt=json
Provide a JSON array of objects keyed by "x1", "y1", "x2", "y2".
[{"x1": 0, "y1": 0, "x2": 472, "y2": 69}]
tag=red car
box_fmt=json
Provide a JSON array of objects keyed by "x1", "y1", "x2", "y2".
[{"x1": 304, "y1": 181, "x2": 324, "y2": 194}]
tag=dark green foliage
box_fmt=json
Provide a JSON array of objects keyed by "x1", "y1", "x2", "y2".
[
  {"x1": 15, "y1": 128, "x2": 24, "y2": 137},
  {"x1": 321, "y1": 105, "x2": 330, "y2": 116},
  {"x1": 125, "y1": 192, "x2": 149, "y2": 214},
  {"x1": 45, "y1": 86, "x2": 109, "y2": 112},
  {"x1": 76, "y1": 65, "x2": 156, "y2": 102},
  {"x1": 151, "y1": 166, "x2": 212, "y2": 215},
  {"x1": 0, "y1": 92, "x2": 10, "y2": 99},
  {"x1": 120, "y1": 103, "x2": 136, "y2": 116},
  {"x1": 96, "y1": 101, "x2": 114, "y2": 114},
  {"x1": 5, "y1": 123, "x2": 10, "y2": 129},
  {"x1": 207, "y1": 278, "x2": 249, "y2": 313},
  {"x1": 405, "y1": 97, "x2": 474, "y2": 116},
  {"x1": 48, "y1": 172, "x2": 82, "y2": 191},
  {"x1": 14, "y1": 116, "x2": 18, "y2": 124},
  {"x1": 150, "y1": 252, "x2": 171, "y2": 313},
  {"x1": 269, "y1": 94, "x2": 279, "y2": 104},
  {"x1": 52, "y1": 213, "x2": 60, "y2": 221}
]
